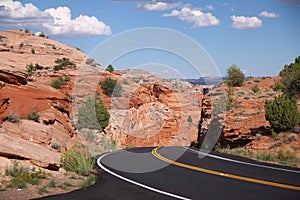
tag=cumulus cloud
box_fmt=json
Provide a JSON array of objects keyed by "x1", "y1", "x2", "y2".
[
  {"x1": 259, "y1": 11, "x2": 280, "y2": 18},
  {"x1": 230, "y1": 15, "x2": 262, "y2": 30},
  {"x1": 43, "y1": 7, "x2": 111, "y2": 38},
  {"x1": 163, "y1": 4, "x2": 220, "y2": 28},
  {"x1": 0, "y1": 0, "x2": 111, "y2": 38},
  {"x1": 136, "y1": 1, "x2": 180, "y2": 11},
  {"x1": 0, "y1": 1, "x2": 52, "y2": 26}
]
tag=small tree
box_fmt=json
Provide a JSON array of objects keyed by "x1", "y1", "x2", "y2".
[
  {"x1": 106, "y1": 64, "x2": 114, "y2": 73},
  {"x1": 226, "y1": 65, "x2": 245, "y2": 87},
  {"x1": 99, "y1": 78, "x2": 123, "y2": 97},
  {"x1": 279, "y1": 56, "x2": 300, "y2": 97},
  {"x1": 264, "y1": 95, "x2": 300, "y2": 132},
  {"x1": 77, "y1": 96, "x2": 110, "y2": 130},
  {"x1": 51, "y1": 77, "x2": 65, "y2": 88}
]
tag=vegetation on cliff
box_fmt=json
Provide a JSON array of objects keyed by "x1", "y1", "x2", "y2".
[
  {"x1": 99, "y1": 77, "x2": 123, "y2": 97},
  {"x1": 77, "y1": 96, "x2": 110, "y2": 131},
  {"x1": 279, "y1": 56, "x2": 300, "y2": 97},
  {"x1": 226, "y1": 65, "x2": 245, "y2": 87},
  {"x1": 265, "y1": 95, "x2": 299, "y2": 133}
]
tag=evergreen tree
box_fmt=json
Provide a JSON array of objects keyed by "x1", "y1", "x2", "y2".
[
  {"x1": 264, "y1": 95, "x2": 300, "y2": 132},
  {"x1": 226, "y1": 65, "x2": 245, "y2": 87}
]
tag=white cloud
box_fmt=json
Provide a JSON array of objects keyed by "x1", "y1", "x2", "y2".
[
  {"x1": 259, "y1": 11, "x2": 280, "y2": 18},
  {"x1": 163, "y1": 4, "x2": 220, "y2": 28},
  {"x1": 43, "y1": 7, "x2": 111, "y2": 38},
  {"x1": 0, "y1": 0, "x2": 111, "y2": 38},
  {"x1": 136, "y1": 1, "x2": 180, "y2": 11},
  {"x1": 230, "y1": 15, "x2": 262, "y2": 30},
  {"x1": 0, "y1": 0, "x2": 52, "y2": 26},
  {"x1": 204, "y1": 5, "x2": 214, "y2": 10}
]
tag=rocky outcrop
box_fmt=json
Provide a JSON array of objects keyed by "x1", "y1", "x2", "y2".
[
  {"x1": 0, "y1": 30, "x2": 87, "y2": 170},
  {"x1": 0, "y1": 133, "x2": 60, "y2": 169},
  {"x1": 106, "y1": 81, "x2": 202, "y2": 147},
  {"x1": 0, "y1": 68, "x2": 28, "y2": 85}
]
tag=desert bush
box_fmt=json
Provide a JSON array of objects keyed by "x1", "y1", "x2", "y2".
[
  {"x1": 79, "y1": 175, "x2": 96, "y2": 188},
  {"x1": 226, "y1": 65, "x2": 245, "y2": 87},
  {"x1": 99, "y1": 78, "x2": 123, "y2": 97},
  {"x1": 24, "y1": 28, "x2": 30, "y2": 33},
  {"x1": 86, "y1": 58, "x2": 94, "y2": 65},
  {"x1": 27, "y1": 63, "x2": 44, "y2": 76},
  {"x1": 187, "y1": 116, "x2": 193, "y2": 123},
  {"x1": 106, "y1": 64, "x2": 114, "y2": 72},
  {"x1": 53, "y1": 57, "x2": 75, "y2": 71},
  {"x1": 273, "y1": 81, "x2": 285, "y2": 92},
  {"x1": 64, "y1": 76, "x2": 71, "y2": 82},
  {"x1": 279, "y1": 56, "x2": 300, "y2": 96},
  {"x1": 251, "y1": 84, "x2": 260, "y2": 93},
  {"x1": 38, "y1": 32, "x2": 46, "y2": 37},
  {"x1": 31, "y1": 48, "x2": 35, "y2": 54},
  {"x1": 61, "y1": 143, "x2": 95, "y2": 176},
  {"x1": 77, "y1": 96, "x2": 110, "y2": 131},
  {"x1": 264, "y1": 95, "x2": 300, "y2": 132},
  {"x1": 7, "y1": 113, "x2": 20, "y2": 123},
  {"x1": 27, "y1": 111, "x2": 40, "y2": 123},
  {"x1": 51, "y1": 77, "x2": 65, "y2": 89},
  {"x1": 26, "y1": 63, "x2": 36, "y2": 76},
  {"x1": 5, "y1": 162, "x2": 46, "y2": 189}
]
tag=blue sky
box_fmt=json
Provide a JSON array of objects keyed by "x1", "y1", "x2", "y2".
[{"x1": 0, "y1": 0, "x2": 299, "y2": 78}]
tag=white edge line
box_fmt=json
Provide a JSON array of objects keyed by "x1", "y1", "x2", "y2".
[
  {"x1": 183, "y1": 147, "x2": 300, "y2": 174},
  {"x1": 97, "y1": 152, "x2": 191, "y2": 200}
]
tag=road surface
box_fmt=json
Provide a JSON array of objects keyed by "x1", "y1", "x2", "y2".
[{"x1": 38, "y1": 146, "x2": 300, "y2": 200}]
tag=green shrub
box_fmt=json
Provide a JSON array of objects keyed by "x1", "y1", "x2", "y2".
[
  {"x1": 31, "y1": 48, "x2": 35, "y2": 54},
  {"x1": 99, "y1": 78, "x2": 123, "y2": 97},
  {"x1": 5, "y1": 162, "x2": 46, "y2": 189},
  {"x1": 24, "y1": 28, "x2": 30, "y2": 33},
  {"x1": 53, "y1": 65, "x2": 62, "y2": 71},
  {"x1": 226, "y1": 65, "x2": 245, "y2": 87},
  {"x1": 27, "y1": 112, "x2": 40, "y2": 123},
  {"x1": 48, "y1": 180, "x2": 56, "y2": 188},
  {"x1": 77, "y1": 96, "x2": 110, "y2": 130},
  {"x1": 26, "y1": 63, "x2": 44, "y2": 76},
  {"x1": 252, "y1": 84, "x2": 260, "y2": 93},
  {"x1": 273, "y1": 81, "x2": 285, "y2": 92},
  {"x1": 38, "y1": 32, "x2": 46, "y2": 37},
  {"x1": 61, "y1": 143, "x2": 95, "y2": 176},
  {"x1": 51, "y1": 77, "x2": 65, "y2": 89},
  {"x1": 187, "y1": 116, "x2": 193, "y2": 123},
  {"x1": 79, "y1": 175, "x2": 96, "y2": 188},
  {"x1": 226, "y1": 86, "x2": 235, "y2": 110},
  {"x1": 279, "y1": 56, "x2": 300, "y2": 96},
  {"x1": 64, "y1": 76, "x2": 71, "y2": 82},
  {"x1": 26, "y1": 63, "x2": 36, "y2": 76},
  {"x1": 86, "y1": 58, "x2": 94, "y2": 65},
  {"x1": 53, "y1": 57, "x2": 75, "y2": 71},
  {"x1": 264, "y1": 95, "x2": 300, "y2": 132},
  {"x1": 106, "y1": 64, "x2": 114, "y2": 72},
  {"x1": 7, "y1": 113, "x2": 20, "y2": 123}
]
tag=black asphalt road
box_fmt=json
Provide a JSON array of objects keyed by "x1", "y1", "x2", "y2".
[{"x1": 37, "y1": 147, "x2": 300, "y2": 200}]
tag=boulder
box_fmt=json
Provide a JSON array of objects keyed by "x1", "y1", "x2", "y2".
[{"x1": 0, "y1": 133, "x2": 60, "y2": 169}]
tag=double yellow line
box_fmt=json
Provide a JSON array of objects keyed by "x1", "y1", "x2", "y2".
[{"x1": 151, "y1": 147, "x2": 300, "y2": 191}]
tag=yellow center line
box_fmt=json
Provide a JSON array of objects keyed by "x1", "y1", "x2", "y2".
[{"x1": 151, "y1": 147, "x2": 300, "y2": 191}]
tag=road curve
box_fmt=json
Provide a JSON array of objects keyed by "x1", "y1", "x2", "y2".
[
  {"x1": 36, "y1": 146, "x2": 300, "y2": 200},
  {"x1": 98, "y1": 146, "x2": 300, "y2": 200}
]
